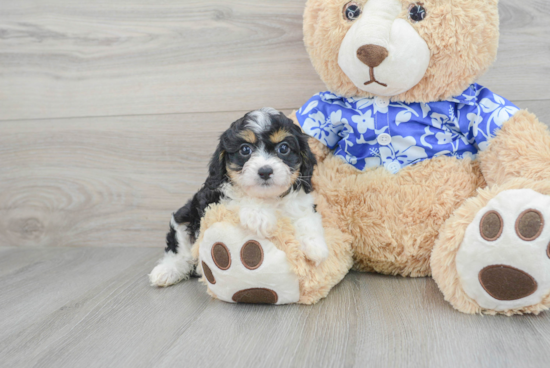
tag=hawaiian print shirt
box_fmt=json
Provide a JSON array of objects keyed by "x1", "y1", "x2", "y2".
[{"x1": 296, "y1": 84, "x2": 519, "y2": 173}]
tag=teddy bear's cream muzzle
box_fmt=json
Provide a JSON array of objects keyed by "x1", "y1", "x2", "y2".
[{"x1": 338, "y1": 0, "x2": 431, "y2": 97}]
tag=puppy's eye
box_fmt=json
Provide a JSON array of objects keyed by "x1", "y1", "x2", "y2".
[
  {"x1": 408, "y1": 3, "x2": 427, "y2": 23},
  {"x1": 240, "y1": 145, "x2": 252, "y2": 156},
  {"x1": 277, "y1": 144, "x2": 290, "y2": 155},
  {"x1": 343, "y1": 2, "x2": 362, "y2": 21}
]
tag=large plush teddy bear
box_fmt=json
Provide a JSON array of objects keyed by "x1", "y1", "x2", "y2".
[{"x1": 196, "y1": 0, "x2": 550, "y2": 315}]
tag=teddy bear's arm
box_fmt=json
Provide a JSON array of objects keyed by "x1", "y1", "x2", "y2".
[{"x1": 479, "y1": 109, "x2": 550, "y2": 186}]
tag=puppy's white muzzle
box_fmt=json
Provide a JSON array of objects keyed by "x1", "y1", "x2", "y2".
[{"x1": 238, "y1": 151, "x2": 291, "y2": 198}]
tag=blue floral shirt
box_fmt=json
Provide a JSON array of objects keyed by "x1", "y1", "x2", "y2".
[{"x1": 296, "y1": 84, "x2": 519, "y2": 173}]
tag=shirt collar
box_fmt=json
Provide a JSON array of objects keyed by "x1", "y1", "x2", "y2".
[
  {"x1": 445, "y1": 84, "x2": 478, "y2": 105},
  {"x1": 320, "y1": 84, "x2": 479, "y2": 107}
]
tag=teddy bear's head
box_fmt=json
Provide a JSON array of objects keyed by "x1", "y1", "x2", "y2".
[{"x1": 304, "y1": 0, "x2": 500, "y2": 102}]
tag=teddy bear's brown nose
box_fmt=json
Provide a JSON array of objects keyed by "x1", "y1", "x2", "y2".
[{"x1": 356, "y1": 44, "x2": 389, "y2": 68}]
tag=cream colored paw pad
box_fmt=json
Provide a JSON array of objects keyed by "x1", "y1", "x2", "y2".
[
  {"x1": 457, "y1": 189, "x2": 550, "y2": 311},
  {"x1": 198, "y1": 222, "x2": 300, "y2": 305}
]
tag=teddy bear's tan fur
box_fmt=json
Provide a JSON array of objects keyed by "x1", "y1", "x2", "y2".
[
  {"x1": 292, "y1": 0, "x2": 550, "y2": 314},
  {"x1": 304, "y1": 0, "x2": 500, "y2": 103},
  {"x1": 193, "y1": 194, "x2": 354, "y2": 304},
  {"x1": 195, "y1": 0, "x2": 550, "y2": 314},
  {"x1": 432, "y1": 178, "x2": 550, "y2": 316}
]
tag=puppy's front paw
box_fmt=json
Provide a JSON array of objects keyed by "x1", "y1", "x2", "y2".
[
  {"x1": 148, "y1": 253, "x2": 193, "y2": 287},
  {"x1": 300, "y1": 235, "x2": 329, "y2": 266},
  {"x1": 239, "y1": 207, "x2": 277, "y2": 238}
]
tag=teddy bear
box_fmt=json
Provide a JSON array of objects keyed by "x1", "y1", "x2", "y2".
[
  {"x1": 288, "y1": 0, "x2": 550, "y2": 315},
  {"x1": 192, "y1": 192, "x2": 353, "y2": 305},
  {"x1": 195, "y1": 0, "x2": 550, "y2": 315}
]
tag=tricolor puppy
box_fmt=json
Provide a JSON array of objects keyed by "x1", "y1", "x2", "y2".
[{"x1": 149, "y1": 108, "x2": 329, "y2": 287}]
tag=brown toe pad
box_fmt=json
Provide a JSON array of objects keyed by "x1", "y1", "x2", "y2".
[
  {"x1": 202, "y1": 262, "x2": 216, "y2": 285},
  {"x1": 212, "y1": 242, "x2": 231, "y2": 270},
  {"x1": 479, "y1": 265, "x2": 538, "y2": 301},
  {"x1": 241, "y1": 241, "x2": 264, "y2": 270},
  {"x1": 232, "y1": 288, "x2": 278, "y2": 304},
  {"x1": 516, "y1": 209, "x2": 544, "y2": 241},
  {"x1": 480, "y1": 211, "x2": 503, "y2": 241}
]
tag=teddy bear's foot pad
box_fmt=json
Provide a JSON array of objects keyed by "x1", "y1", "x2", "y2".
[
  {"x1": 199, "y1": 222, "x2": 300, "y2": 305},
  {"x1": 478, "y1": 265, "x2": 538, "y2": 301},
  {"x1": 456, "y1": 189, "x2": 550, "y2": 311},
  {"x1": 232, "y1": 288, "x2": 278, "y2": 304}
]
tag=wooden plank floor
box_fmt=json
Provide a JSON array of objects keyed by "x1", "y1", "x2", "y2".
[
  {"x1": 1, "y1": 247, "x2": 549, "y2": 368},
  {"x1": 2, "y1": 0, "x2": 550, "y2": 367}
]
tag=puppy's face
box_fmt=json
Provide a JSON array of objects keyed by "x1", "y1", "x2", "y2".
[{"x1": 217, "y1": 108, "x2": 316, "y2": 199}]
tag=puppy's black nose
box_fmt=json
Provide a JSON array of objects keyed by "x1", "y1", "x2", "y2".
[{"x1": 258, "y1": 166, "x2": 273, "y2": 180}]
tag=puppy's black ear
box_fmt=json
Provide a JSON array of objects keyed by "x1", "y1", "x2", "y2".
[
  {"x1": 204, "y1": 134, "x2": 228, "y2": 191},
  {"x1": 290, "y1": 123, "x2": 317, "y2": 194}
]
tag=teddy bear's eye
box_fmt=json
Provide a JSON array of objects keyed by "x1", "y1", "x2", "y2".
[
  {"x1": 408, "y1": 3, "x2": 427, "y2": 23},
  {"x1": 343, "y1": 2, "x2": 362, "y2": 21}
]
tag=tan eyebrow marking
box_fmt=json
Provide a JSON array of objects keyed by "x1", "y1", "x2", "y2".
[
  {"x1": 239, "y1": 130, "x2": 257, "y2": 144},
  {"x1": 226, "y1": 162, "x2": 241, "y2": 171},
  {"x1": 226, "y1": 163, "x2": 241, "y2": 182},
  {"x1": 269, "y1": 129, "x2": 291, "y2": 144}
]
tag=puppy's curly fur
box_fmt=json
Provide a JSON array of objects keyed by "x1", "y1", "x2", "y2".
[{"x1": 149, "y1": 108, "x2": 322, "y2": 287}]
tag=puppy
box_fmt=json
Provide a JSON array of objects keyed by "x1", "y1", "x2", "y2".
[{"x1": 149, "y1": 108, "x2": 329, "y2": 287}]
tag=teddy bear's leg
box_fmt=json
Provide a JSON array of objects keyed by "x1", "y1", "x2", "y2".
[
  {"x1": 432, "y1": 110, "x2": 550, "y2": 315},
  {"x1": 432, "y1": 179, "x2": 550, "y2": 315},
  {"x1": 198, "y1": 222, "x2": 301, "y2": 305}
]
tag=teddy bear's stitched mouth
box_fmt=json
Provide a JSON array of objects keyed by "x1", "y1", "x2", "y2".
[{"x1": 364, "y1": 67, "x2": 387, "y2": 87}]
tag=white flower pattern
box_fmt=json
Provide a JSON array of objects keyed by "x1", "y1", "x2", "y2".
[
  {"x1": 297, "y1": 85, "x2": 519, "y2": 172},
  {"x1": 380, "y1": 135, "x2": 428, "y2": 165}
]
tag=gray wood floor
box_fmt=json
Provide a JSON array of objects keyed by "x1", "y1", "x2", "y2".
[
  {"x1": 1, "y1": 247, "x2": 550, "y2": 368},
  {"x1": 1, "y1": 0, "x2": 550, "y2": 367}
]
